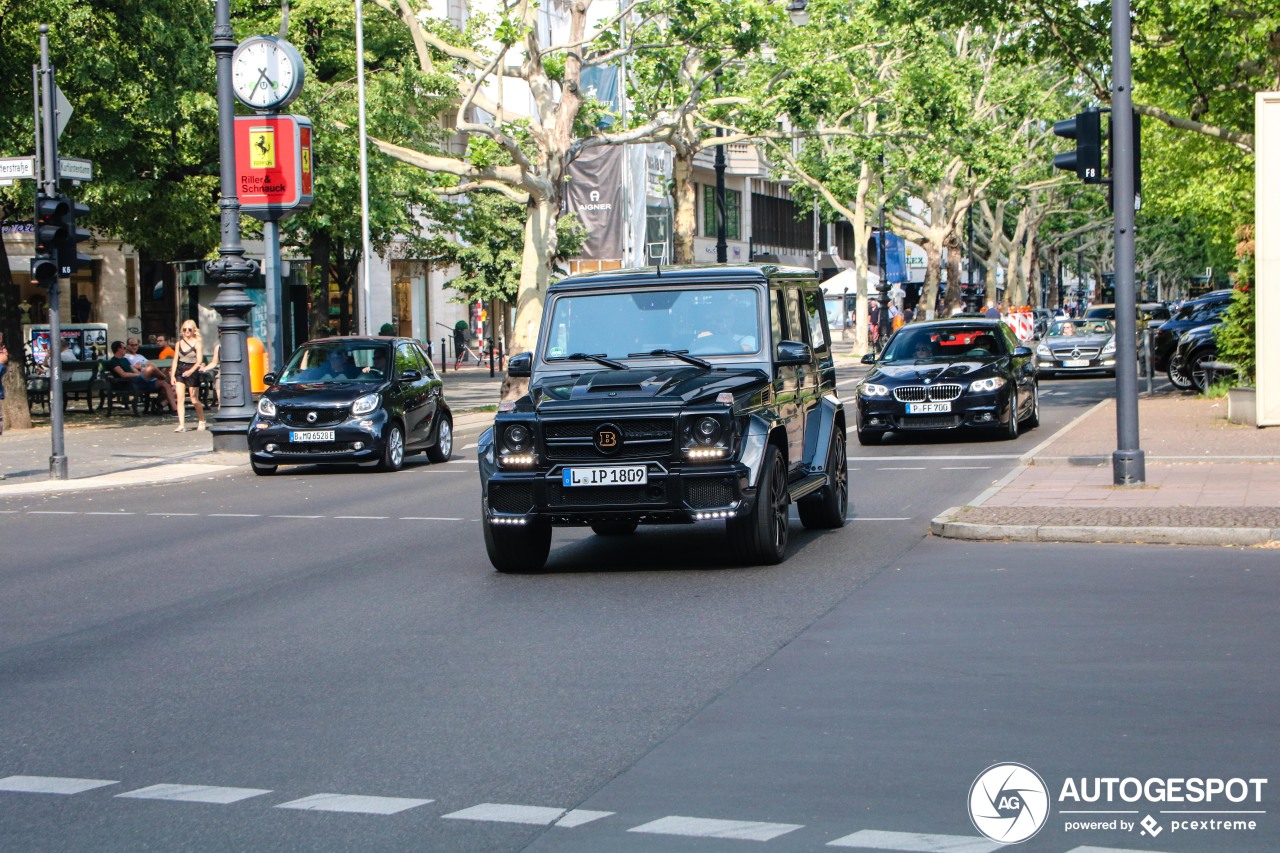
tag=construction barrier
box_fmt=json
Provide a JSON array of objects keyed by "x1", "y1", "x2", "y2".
[{"x1": 1004, "y1": 309, "x2": 1036, "y2": 342}]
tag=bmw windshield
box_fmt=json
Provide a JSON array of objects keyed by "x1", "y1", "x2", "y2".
[{"x1": 882, "y1": 326, "x2": 1007, "y2": 362}]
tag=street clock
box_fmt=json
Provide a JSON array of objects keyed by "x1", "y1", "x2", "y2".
[{"x1": 231, "y1": 36, "x2": 305, "y2": 111}]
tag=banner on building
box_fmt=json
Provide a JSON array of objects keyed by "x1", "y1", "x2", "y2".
[{"x1": 565, "y1": 146, "x2": 626, "y2": 260}]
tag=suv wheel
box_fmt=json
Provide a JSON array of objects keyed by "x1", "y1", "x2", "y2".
[
  {"x1": 590, "y1": 519, "x2": 638, "y2": 536},
  {"x1": 1188, "y1": 350, "x2": 1215, "y2": 392},
  {"x1": 798, "y1": 430, "x2": 847, "y2": 530},
  {"x1": 426, "y1": 415, "x2": 453, "y2": 463},
  {"x1": 1167, "y1": 356, "x2": 1194, "y2": 390},
  {"x1": 483, "y1": 513, "x2": 552, "y2": 573},
  {"x1": 726, "y1": 445, "x2": 789, "y2": 565}
]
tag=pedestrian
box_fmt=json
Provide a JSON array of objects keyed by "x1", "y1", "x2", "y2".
[
  {"x1": 0, "y1": 332, "x2": 8, "y2": 480},
  {"x1": 72, "y1": 293, "x2": 92, "y2": 323},
  {"x1": 984, "y1": 300, "x2": 1001, "y2": 320},
  {"x1": 156, "y1": 334, "x2": 175, "y2": 360},
  {"x1": 867, "y1": 300, "x2": 881, "y2": 344},
  {"x1": 122, "y1": 338, "x2": 177, "y2": 411},
  {"x1": 171, "y1": 321, "x2": 206, "y2": 432}
]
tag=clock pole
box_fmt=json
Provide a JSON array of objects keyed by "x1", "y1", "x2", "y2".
[{"x1": 207, "y1": 0, "x2": 259, "y2": 451}]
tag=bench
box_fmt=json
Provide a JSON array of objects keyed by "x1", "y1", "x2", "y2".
[
  {"x1": 100, "y1": 366, "x2": 166, "y2": 416},
  {"x1": 24, "y1": 361, "x2": 102, "y2": 413}
]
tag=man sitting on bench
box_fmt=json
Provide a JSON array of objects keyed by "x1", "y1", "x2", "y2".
[{"x1": 106, "y1": 340, "x2": 175, "y2": 411}]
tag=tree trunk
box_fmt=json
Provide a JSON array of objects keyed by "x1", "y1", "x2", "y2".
[
  {"x1": 942, "y1": 229, "x2": 964, "y2": 317},
  {"x1": 671, "y1": 142, "x2": 697, "y2": 265},
  {"x1": 0, "y1": 213, "x2": 34, "y2": 431},
  {"x1": 501, "y1": 193, "x2": 560, "y2": 400},
  {"x1": 310, "y1": 232, "x2": 332, "y2": 337},
  {"x1": 851, "y1": 162, "x2": 871, "y2": 352},
  {"x1": 920, "y1": 240, "x2": 943, "y2": 321}
]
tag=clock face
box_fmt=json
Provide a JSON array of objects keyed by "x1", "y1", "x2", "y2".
[{"x1": 231, "y1": 36, "x2": 303, "y2": 110}]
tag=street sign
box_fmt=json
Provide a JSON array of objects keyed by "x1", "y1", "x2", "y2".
[
  {"x1": 59, "y1": 158, "x2": 93, "y2": 181},
  {"x1": 0, "y1": 156, "x2": 37, "y2": 181},
  {"x1": 54, "y1": 84, "x2": 73, "y2": 139},
  {"x1": 234, "y1": 114, "x2": 313, "y2": 220}
]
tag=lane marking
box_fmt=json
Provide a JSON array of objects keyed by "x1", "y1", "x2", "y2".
[
  {"x1": 848, "y1": 517, "x2": 911, "y2": 521},
  {"x1": 1064, "y1": 847, "x2": 1176, "y2": 853},
  {"x1": 84, "y1": 511, "x2": 135, "y2": 515},
  {"x1": 0, "y1": 775, "x2": 118, "y2": 795},
  {"x1": 116, "y1": 784, "x2": 272, "y2": 804},
  {"x1": 400, "y1": 517, "x2": 466, "y2": 521},
  {"x1": 270, "y1": 515, "x2": 323, "y2": 519},
  {"x1": 877, "y1": 466, "x2": 926, "y2": 471},
  {"x1": 208, "y1": 513, "x2": 261, "y2": 518},
  {"x1": 333, "y1": 516, "x2": 389, "y2": 520},
  {"x1": 275, "y1": 793, "x2": 433, "y2": 815},
  {"x1": 146, "y1": 512, "x2": 198, "y2": 517},
  {"x1": 443, "y1": 803, "x2": 568, "y2": 825},
  {"x1": 940, "y1": 466, "x2": 991, "y2": 470},
  {"x1": 462, "y1": 442, "x2": 477, "y2": 450},
  {"x1": 554, "y1": 809, "x2": 615, "y2": 828},
  {"x1": 629, "y1": 815, "x2": 803, "y2": 841},
  {"x1": 826, "y1": 829, "x2": 999, "y2": 851},
  {"x1": 852, "y1": 454, "x2": 1021, "y2": 461},
  {"x1": 27, "y1": 510, "x2": 79, "y2": 515}
]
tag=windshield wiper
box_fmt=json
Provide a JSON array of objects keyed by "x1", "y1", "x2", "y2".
[
  {"x1": 627, "y1": 348, "x2": 712, "y2": 370},
  {"x1": 554, "y1": 352, "x2": 628, "y2": 370}
]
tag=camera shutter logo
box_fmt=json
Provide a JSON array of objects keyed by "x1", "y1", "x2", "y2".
[{"x1": 969, "y1": 762, "x2": 1050, "y2": 843}]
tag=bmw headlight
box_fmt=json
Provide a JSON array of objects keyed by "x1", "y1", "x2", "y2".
[
  {"x1": 352, "y1": 393, "x2": 381, "y2": 416},
  {"x1": 257, "y1": 396, "x2": 277, "y2": 418},
  {"x1": 860, "y1": 383, "x2": 890, "y2": 397},
  {"x1": 1036, "y1": 343, "x2": 1051, "y2": 358},
  {"x1": 969, "y1": 377, "x2": 1006, "y2": 393},
  {"x1": 1102, "y1": 338, "x2": 1116, "y2": 354}
]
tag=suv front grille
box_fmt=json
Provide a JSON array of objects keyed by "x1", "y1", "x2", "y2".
[
  {"x1": 281, "y1": 408, "x2": 350, "y2": 427},
  {"x1": 543, "y1": 418, "x2": 675, "y2": 462},
  {"x1": 546, "y1": 480, "x2": 667, "y2": 506},
  {"x1": 489, "y1": 482, "x2": 535, "y2": 514},
  {"x1": 685, "y1": 477, "x2": 736, "y2": 509},
  {"x1": 893, "y1": 384, "x2": 962, "y2": 403}
]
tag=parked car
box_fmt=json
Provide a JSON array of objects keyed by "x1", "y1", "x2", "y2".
[
  {"x1": 1083, "y1": 301, "x2": 1172, "y2": 327},
  {"x1": 247, "y1": 336, "x2": 453, "y2": 475},
  {"x1": 1151, "y1": 289, "x2": 1234, "y2": 376},
  {"x1": 477, "y1": 264, "x2": 847, "y2": 573},
  {"x1": 1035, "y1": 318, "x2": 1116, "y2": 378},
  {"x1": 854, "y1": 318, "x2": 1039, "y2": 444},
  {"x1": 1169, "y1": 324, "x2": 1220, "y2": 393}
]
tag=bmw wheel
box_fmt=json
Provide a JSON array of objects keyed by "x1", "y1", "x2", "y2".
[
  {"x1": 1003, "y1": 391, "x2": 1020, "y2": 440},
  {"x1": 1023, "y1": 384, "x2": 1040, "y2": 429}
]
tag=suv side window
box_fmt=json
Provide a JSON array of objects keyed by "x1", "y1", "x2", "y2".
[
  {"x1": 802, "y1": 288, "x2": 830, "y2": 355},
  {"x1": 783, "y1": 286, "x2": 808, "y2": 345},
  {"x1": 770, "y1": 288, "x2": 786, "y2": 348}
]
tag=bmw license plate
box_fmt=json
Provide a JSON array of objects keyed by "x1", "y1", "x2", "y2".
[
  {"x1": 290, "y1": 430, "x2": 335, "y2": 442},
  {"x1": 905, "y1": 402, "x2": 951, "y2": 414},
  {"x1": 563, "y1": 465, "x2": 648, "y2": 487},
  {"x1": 1062, "y1": 358, "x2": 1090, "y2": 367}
]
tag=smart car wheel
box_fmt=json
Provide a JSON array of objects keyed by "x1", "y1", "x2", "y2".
[
  {"x1": 250, "y1": 457, "x2": 277, "y2": 476},
  {"x1": 426, "y1": 415, "x2": 453, "y2": 463},
  {"x1": 726, "y1": 445, "x2": 789, "y2": 566},
  {"x1": 377, "y1": 423, "x2": 405, "y2": 472},
  {"x1": 798, "y1": 430, "x2": 847, "y2": 530},
  {"x1": 484, "y1": 512, "x2": 552, "y2": 573}
]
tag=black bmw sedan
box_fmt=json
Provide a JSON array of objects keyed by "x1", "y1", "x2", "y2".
[
  {"x1": 855, "y1": 319, "x2": 1039, "y2": 445},
  {"x1": 247, "y1": 336, "x2": 452, "y2": 475}
]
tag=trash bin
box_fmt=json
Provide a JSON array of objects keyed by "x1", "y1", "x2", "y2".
[{"x1": 247, "y1": 336, "x2": 268, "y2": 394}]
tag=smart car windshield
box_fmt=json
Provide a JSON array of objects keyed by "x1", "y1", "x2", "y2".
[
  {"x1": 543, "y1": 287, "x2": 761, "y2": 360},
  {"x1": 883, "y1": 326, "x2": 1005, "y2": 361},
  {"x1": 278, "y1": 341, "x2": 389, "y2": 384}
]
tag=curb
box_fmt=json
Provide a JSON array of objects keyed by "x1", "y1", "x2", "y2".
[{"x1": 930, "y1": 507, "x2": 1280, "y2": 547}]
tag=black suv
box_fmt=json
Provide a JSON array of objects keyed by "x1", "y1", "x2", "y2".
[
  {"x1": 1151, "y1": 290, "x2": 1233, "y2": 378},
  {"x1": 477, "y1": 264, "x2": 848, "y2": 572}
]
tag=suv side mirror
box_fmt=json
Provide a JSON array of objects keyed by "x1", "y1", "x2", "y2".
[
  {"x1": 860, "y1": 352, "x2": 877, "y2": 365},
  {"x1": 263, "y1": 372, "x2": 277, "y2": 386},
  {"x1": 507, "y1": 352, "x2": 533, "y2": 377},
  {"x1": 775, "y1": 340, "x2": 812, "y2": 366}
]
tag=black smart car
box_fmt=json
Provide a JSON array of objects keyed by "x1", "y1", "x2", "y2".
[
  {"x1": 854, "y1": 318, "x2": 1039, "y2": 444},
  {"x1": 478, "y1": 264, "x2": 848, "y2": 573},
  {"x1": 248, "y1": 336, "x2": 452, "y2": 475}
]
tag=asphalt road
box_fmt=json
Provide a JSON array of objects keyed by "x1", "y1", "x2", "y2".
[{"x1": 2, "y1": 373, "x2": 1275, "y2": 852}]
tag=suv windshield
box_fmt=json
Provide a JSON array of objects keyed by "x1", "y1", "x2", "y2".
[
  {"x1": 883, "y1": 325, "x2": 1005, "y2": 361},
  {"x1": 278, "y1": 341, "x2": 390, "y2": 384},
  {"x1": 544, "y1": 287, "x2": 761, "y2": 361}
]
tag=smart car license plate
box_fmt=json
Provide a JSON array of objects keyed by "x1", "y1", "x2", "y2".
[
  {"x1": 1062, "y1": 358, "x2": 1090, "y2": 367},
  {"x1": 906, "y1": 402, "x2": 951, "y2": 414},
  {"x1": 291, "y1": 430, "x2": 335, "y2": 442},
  {"x1": 563, "y1": 465, "x2": 648, "y2": 487}
]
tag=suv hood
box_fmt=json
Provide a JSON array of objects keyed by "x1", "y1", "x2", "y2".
[{"x1": 531, "y1": 366, "x2": 767, "y2": 409}]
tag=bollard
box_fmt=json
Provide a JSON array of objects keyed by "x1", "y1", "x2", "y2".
[
  {"x1": 1145, "y1": 327, "x2": 1154, "y2": 395},
  {"x1": 440, "y1": 337, "x2": 447, "y2": 374},
  {"x1": 489, "y1": 340, "x2": 496, "y2": 378}
]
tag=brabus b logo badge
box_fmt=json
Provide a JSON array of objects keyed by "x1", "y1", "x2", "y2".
[{"x1": 594, "y1": 423, "x2": 621, "y2": 454}]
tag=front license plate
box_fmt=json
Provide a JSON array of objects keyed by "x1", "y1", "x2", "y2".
[
  {"x1": 562, "y1": 465, "x2": 648, "y2": 487},
  {"x1": 291, "y1": 430, "x2": 335, "y2": 442},
  {"x1": 1062, "y1": 358, "x2": 1090, "y2": 367},
  {"x1": 906, "y1": 402, "x2": 952, "y2": 414}
]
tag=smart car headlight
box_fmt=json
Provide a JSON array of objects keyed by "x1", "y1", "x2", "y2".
[
  {"x1": 969, "y1": 377, "x2": 1006, "y2": 392},
  {"x1": 860, "y1": 383, "x2": 890, "y2": 397},
  {"x1": 257, "y1": 396, "x2": 277, "y2": 418},
  {"x1": 352, "y1": 392, "x2": 381, "y2": 416}
]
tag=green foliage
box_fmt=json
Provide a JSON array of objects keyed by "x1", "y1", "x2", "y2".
[{"x1": 1215, "y1": 252, "x2": 1255, "y2": 384}]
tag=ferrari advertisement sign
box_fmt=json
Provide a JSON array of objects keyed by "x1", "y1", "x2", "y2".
[{"x1": 234, "y1": 114, "x2": 313, "y2": 219}]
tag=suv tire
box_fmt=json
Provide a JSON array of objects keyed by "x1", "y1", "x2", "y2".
[
  {"x1": 726, "y1": 445, "x2": 789, "y2": 565},
  {"x1": 484, "y1": 513, "x2": 552, "y2": 573},
  {"x1": 798, "y1": 430, "x2": 847, "y2": 530},
  {"x1": 1167, "y1": 357, "x2": 1194, "y2": 390}
]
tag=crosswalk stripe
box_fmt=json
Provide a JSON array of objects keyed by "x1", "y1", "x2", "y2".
[
  {"x1": 275, "y1": 793, "x2": 433, "y2": 815},
  {"x1": 0, "y1": 775, "x2": 118, "y2": 794},
  {"x1": 629, "y1": 815, "x2": 803, "y2": 841},
  {"x1": 116, "y1": 784, "x2": 272, "y2": 804},
  {"x1": 442, "y1": 803, "x2": 568, "y2": 825},
  {"x1": 1065, "y1": 847, "x2": 1174, "y2": 853},
  {"x1": 826, "y1": 829, "x2": 999, "y2": 851},
  {"x1": 554, "y1": 809, "x2": 615, "y2": 827}
]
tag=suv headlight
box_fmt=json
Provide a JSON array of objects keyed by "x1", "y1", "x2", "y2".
[
  {"x1": 257, "y1": 396, "x2": 277, "y2": 418},
  {"x1": 969, "y1": 377, "x2": 1006, "y2": 393},
  {"x1": 682, "y1": 413, "x2": 735, "y2": 461},
  {"x1": 352, "y1": 393, "x2": 381, "y2": 416},
  {"x1": 860, "y1": 383, "x2": 890, "y2": 397},
  {"x1": 502, "y1": 423, "x2": 532, "y2": 453},
  {"x1": 498, "y1": 421, "x2": 536, "y2": 467}
]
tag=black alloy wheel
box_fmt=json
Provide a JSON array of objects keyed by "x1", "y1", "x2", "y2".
[
  {"x1": 1023, "y1": 384, "x2": 1040, "y2": 429},
  {"x1": 726, "y1": 445, "x2": 790, "y2": 565},
  {"x1": 377, "y1": 423, "x2": 405, "y2": 472},
  {"x1": 484, "y1": 510, "x2": 552, "y2": 573},
  {"x1": 1003, "y1": 390, "x2": 1020, "y2": 440},
  {"x1": 426, "y1": 415, "x2": 453, "y2": 463},
  {"x1": 590, "y1": 519, "x2": 639, "y2": 536},
  {"x1": 798, "y1": 429, "x2": 847, "y2": 530}
]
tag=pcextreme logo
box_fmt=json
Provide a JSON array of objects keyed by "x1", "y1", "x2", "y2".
[{"x1": 969, "y1": 763, "x2": 1050, "y2": 843}]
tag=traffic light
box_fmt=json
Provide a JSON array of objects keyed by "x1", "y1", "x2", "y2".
[
  {"x1": 33, "y1": 193, "x2": 69, "y2": 289},
  {"x1": 1052, "y1": 108, "x2": 1103, "y2": 183},
  {"x1": 58, "y1": 198, "x2": 92, "y2": 277}
]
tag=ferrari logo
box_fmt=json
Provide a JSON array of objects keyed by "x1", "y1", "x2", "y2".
[{"x1": 250, "y1": 127, "x2": 276, "y2": 169}]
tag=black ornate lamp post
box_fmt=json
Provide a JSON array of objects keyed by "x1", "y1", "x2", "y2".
[
  {"x1": 714, "y1": 70, "x2": 728, "y2": 264},
  {"x1": 207, "y1": 0, "x2": 259, "y2": 452},
  {"x1": 876, "y1": 152, "x2": 891, "y2": 345}
]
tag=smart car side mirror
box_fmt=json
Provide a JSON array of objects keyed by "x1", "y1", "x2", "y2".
[
  {"x1": 400, "y1": 369, "x2": 422, "y2": 382},
  {"x1": 775, "y1": 340, "x2": 812, "y2": 366},
  {"x1": 507, "y1": 352, "x2": 533, "y2": 378},
  {"x1": 861, "y1": 353, "x2": 877, "y2": 365},
  {"x1": 263, "y1": 372, "x2": 277, "y2": 386}
]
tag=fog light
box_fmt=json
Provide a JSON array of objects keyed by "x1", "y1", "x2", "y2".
[
  {"x1": 265, "y1": 443, "x2": 277, "y2": 452},
  {"x1": 353, "y1": 441, "x2": 364, "y2": 450}
]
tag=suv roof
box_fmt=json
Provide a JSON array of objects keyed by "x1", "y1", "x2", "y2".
[{"x1": 549, "y1": 263, "x2": 816, "y2": 293}]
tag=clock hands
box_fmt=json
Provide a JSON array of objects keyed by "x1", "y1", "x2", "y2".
[{"x1": 255, "y1": 67, "x2": 279, "y2": 100}]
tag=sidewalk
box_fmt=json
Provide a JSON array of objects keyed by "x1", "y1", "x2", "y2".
[
  {"x1": 932, "y1": 393, "x2": 1280, "y2": 546},
  {"x1": 0, "y1": 370, "x2": 506, "y2": 497}
]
